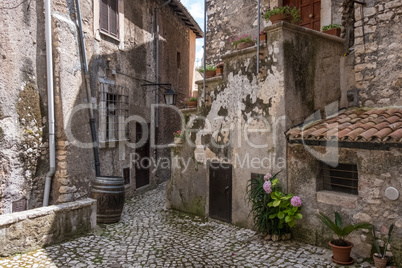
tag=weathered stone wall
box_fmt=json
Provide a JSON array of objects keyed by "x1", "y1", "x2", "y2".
[
  {"x1": 354, "y1": 0, "x2": 402, "y2": 107},
  {"x1": 0, "y1": 198, "x2": 96, "y2": 256},
  {"x1": 0, "y1": 0, "x2": 198, "y2": 212},
  {"x1": 168, "y1": 23, "x2": 344, "y2": 228},
  {"x1": 0, "y1": 1, "x2": 48, "y2": 213},
  {"x1": 288, "y1": 145, "x2": 402, "y2": 265}
]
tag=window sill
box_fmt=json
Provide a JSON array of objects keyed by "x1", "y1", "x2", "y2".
[
  {"x1": 316, "y1": 190, "x2": 358, "y2": 209},
  {"x1": 99, "y1": 30, "x2": 120, "y2": 42}
]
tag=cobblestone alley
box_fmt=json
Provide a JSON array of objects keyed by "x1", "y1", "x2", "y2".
[{"x1": 0, "y1": 183, "x2": 375, "y2": 268}]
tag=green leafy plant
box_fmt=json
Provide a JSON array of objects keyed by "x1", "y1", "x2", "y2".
[
  {"x1": 173, "y1": 130, "x2": 183, "y2": 138},
  {"x1": 316, "y1": 212, "x2": 372, "y2": 247},
  {"x1": 230, "y1": 34, "x2": 257, "y2": 49},
  {"x1": 187, "y1": 97, "x2": 198, "y2": 102},
  {"x1": 197, "y1": 65, "x2": 216, "y2": 73},
  {"x1": 246, "y1": 172, "x2": 302, "y2": 236},
  {"x1": 268, "y1": 190, "x2": 302, "y2": 228},
  {"x1": 263, "y1": 6, "x2": 301, "y2": 24},
  {"x1": 322, "y1": 24, "x2": 341, "y2": 31},
  {"x1": 372, "y1": 223, "x2": 395, "y2": 259}
]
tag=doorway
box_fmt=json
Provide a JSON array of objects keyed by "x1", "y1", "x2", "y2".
[
  {"x1": 284, "y1": 0, "x2": 321, "y2": 31},
  {"x1": 135, "y1": 122, "x2": 150, "y2": 188},
  {"x1": 209, "y1": 162, "x2": 232, "y2": 223}
]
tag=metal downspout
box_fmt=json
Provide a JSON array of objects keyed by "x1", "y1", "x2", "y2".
[
  {"x1": 257, "y1": 0, "x2": 261, "y2": 76},
  {"x1": 75, "y1": 0, "x2": 101, "y2": 177},
  {"x1": 154, "y1": 0, "x2": 172, "y2": 160},
  {"x1": 203, "y1": 0, "x2": 206, "y2": 101},
  {"x1": 43, "y1": 0, "x2": 55, "y2": 206}
]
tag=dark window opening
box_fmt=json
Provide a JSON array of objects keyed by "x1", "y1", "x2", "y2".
[
  {"x1": 123, "y1": 167, "x2": 130, "y2": 185},
  {"x1": 177, "y1": 52, "x2": 181, "y2": 69},
  {"x1": 320, "y1": 163, "x2": 358, "y2": 195},
  {"x1": 100, "y1": 0, "x2": 119, "y2": 38}
]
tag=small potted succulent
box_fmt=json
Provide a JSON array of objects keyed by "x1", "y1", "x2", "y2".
[
  {"x1": 263, "y1": 6, "x2": 301, "y2": 24},
  {"x1": 316, "y1": 212, "x2": 371, "y2": 265},
  {"x1": 230, "y1": 34, "x2": 256, "y2": 50},
  {"x1": 372, "y1": 223, "x2": 395, "y2": 268},
  {"x1": 322, "y1": 24, "x2": 341, "y2": 37},
  {"x1": 185, "y1": 96, "x2": 198, "y2": 108},
  {"x1": 259, "y1": 30, "x2": 267, "y2": 43},
  {"x1": 173, "y1": 130, "x2": 183, "y2": 144},
  {"x1": 216, "y1": 62, "x2": 224, "y2": 76},
  {"x1": 198, "y1": 65, "x2": 216, "y2": 78}
]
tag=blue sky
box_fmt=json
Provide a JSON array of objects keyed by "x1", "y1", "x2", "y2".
[{"x1": 181, "y1": 0, "x2": 205, "y2": 66}]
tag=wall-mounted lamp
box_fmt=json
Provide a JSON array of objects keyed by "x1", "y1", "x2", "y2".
[{"x1": 141, "y1": 83, "x2": 177, "y2": 106}]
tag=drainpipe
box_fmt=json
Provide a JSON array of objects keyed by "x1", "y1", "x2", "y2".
[
  {"x1": 154, "y1": 0, "x2": 171, "y2": 159},
  {"x1": 75, "y1": 0, "x2": 101, "y2": 177},
  {"x1": 257, "y1": 0, "x2": 261, "y2": 76},
  {"x1": 43, "y1": 0, "x2": 55, "y2": 206},
  {"x1": 203, "y1": 0, "x2": 206, "y2": 101}
]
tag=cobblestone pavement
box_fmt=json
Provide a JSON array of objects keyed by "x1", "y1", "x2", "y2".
[{"x1": 0, "y1": 182, "x2": 373, "y2": 268}]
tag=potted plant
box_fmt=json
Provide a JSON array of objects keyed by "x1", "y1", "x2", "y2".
[
  {"x1": 246, "y1": 172, "x2": 303, "y2": 241},
  {"x1": 230, "y1": 34, "x2": 256, "y2": 50},
  {"x1": 322, "y1": 24, "x2": 341, "y2": 37},
  {"x1": 259, "y1": 30, "x2": 267, "y2": 43},
  {"x1": 198, "y1": 65, "x2": 216, "y2": 78},
  {"x1": 263, "y1": 6, "x2": 301, "y2": 24},
  {"x1": 186, "y1": 96, "x2": 198, "y2": 108},
  {"x1": 216, "y1": 62, "x2": 224, "y2": 76},
  {"x1": 372, "y1": 223, "x2": 395, "y2": 268},
  {"x1": 173, "y1": 130, "x2": 183, "y2": 144},
  {"x1": 316, "y1": 212, "x2": 371, "y2": 265}
]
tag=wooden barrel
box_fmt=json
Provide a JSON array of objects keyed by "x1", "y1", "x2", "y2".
[{"x1": 91, "y1": 176, "x2": 125, "y2": 224}]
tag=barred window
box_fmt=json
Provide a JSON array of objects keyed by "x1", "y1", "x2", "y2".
[
  {"x1": 99, "y1": 80, "x2": 129, "y2": 143},
  {"x1": 320, "y1": 163, "x2": 358, "y2": 195}
]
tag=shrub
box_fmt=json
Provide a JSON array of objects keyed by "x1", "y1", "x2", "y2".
[
  {"x1": 322, "y1": 24, "x2": 341, "y2": 31},
  {"x1": 263, "y1": 6, "x2": 301, "y2": 24}
]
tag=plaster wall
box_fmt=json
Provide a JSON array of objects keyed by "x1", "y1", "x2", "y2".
[{"x1": 168, "y1": 23, "x2": 344, "y2": 229}]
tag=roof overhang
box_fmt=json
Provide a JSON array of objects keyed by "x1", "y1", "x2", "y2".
[{"x1": 168, "y1": 0, "x2": 204, "y2": 38}]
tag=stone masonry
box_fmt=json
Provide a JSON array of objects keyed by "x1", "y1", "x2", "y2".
[{"x1": 353, "y1": 0, "x2": 402, "y2": 107}]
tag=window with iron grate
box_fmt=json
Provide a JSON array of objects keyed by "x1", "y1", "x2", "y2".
[
  {"x1": 100, "y1": 0, "x2": 119, "y2": 38},
  {"x1": 319, "y1": 163, "x2": 358, "y2": 195},
  {"x1": 99, "y1": 81, "x2": 129, "y2": 143}
]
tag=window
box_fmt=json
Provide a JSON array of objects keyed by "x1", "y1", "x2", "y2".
[
  {"x1": 319, "y1": 163, "x2": 358, "y2": 195},
  {"x1": 100, "y1": 0, "x2": 119, "y2": 38},
  {"x1": 99, "y1": 80, "x2": 129, "y2": 143}
]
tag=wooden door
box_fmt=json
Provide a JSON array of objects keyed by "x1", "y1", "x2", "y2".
[
  {"x1": 209, "y1": 163, "x2": 232, "y2": 223},
  {"x1": 284, "y1": 0, "x2": 321, "y2": 31},
  {"x1": 135, "y1": 122, "x2": 150, "y2": 188}
]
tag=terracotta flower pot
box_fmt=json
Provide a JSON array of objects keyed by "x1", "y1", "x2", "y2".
[
  {"x1": 373, "y1": 254, "x2": 388, "y2": 268},
  {"x1": 259, "y1": 34, "x2": 267, "y2": 43},
  {"x1": 329, "y1": 241, "x2": 354, "y2": 264},
  {"x1": 323, "y1": 28, "x2": 341, "y2": 37},
  {"x1": 237, "y1": 42, "x2": 254, "y2": 50},
  {"x1": 216, "y1": 67, "x2": 223, "y2": 76},
  {"x1": 186, "y1": 101, "x2": 197, "y2": 108},
  {"x1": 269, "y1": 13, "x2": 292, "y2": 24},
  {"x1": 205, "y1": 70, "x2": 216, "y2": 78}
]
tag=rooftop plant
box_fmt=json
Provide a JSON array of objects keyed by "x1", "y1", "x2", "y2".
[
  {"x1": 197, "y1": 65, "x2": 216, "y2": 73},
  {"x1": 263, "y1": 6, "x2": 301, "y2": 24},
  {"x1": 230, "y1": 34, "x2": 257, "y2": 49},
  {"x1": 322, "y1": 24, "x2": 341, "y2": 31}
]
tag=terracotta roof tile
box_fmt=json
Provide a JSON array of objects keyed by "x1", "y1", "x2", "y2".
[{"x1": 286, "y1": 107, "x2": 402, "y2": 144}]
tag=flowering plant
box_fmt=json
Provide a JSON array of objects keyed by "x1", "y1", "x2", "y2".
[
  {"x1": 216, "y1": 62, "x2": 224, "y2": 68},
  {"x1": 173, "y1": 130, "x2": 183, "y2": 138},
  {"x1": 230, "y1": 34, "x2": 257, "y2": 49},
  {"x1": 246, "y1": 171, "x2": 302, "y2": 235}
]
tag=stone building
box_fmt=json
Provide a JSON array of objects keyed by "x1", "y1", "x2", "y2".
[
  {"x1": 0, "y1": 0, "x2": 202, "y2": 215},
  {"x1": 168, "y1": 0, "x2": 402, "y2": 264}
]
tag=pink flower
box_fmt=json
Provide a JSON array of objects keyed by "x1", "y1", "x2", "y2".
[
  {"x1": 263, "y1": 181, "x2": 272, "y2": 194},
  {"x1": 263, "y1": 173, "x2": 272, "y2": 181},
  {"x1": 291, "y1": 196, "x2": 302, "y2": 207}
]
